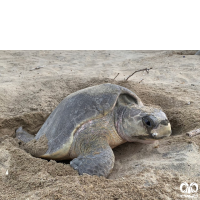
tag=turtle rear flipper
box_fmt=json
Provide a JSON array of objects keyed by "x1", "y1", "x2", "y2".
[
  {"x1": 16, "y1": 127, "x2": 35, "y2": 143},
  {"x1": 70, "y1": 143, "x2": 114, "y2": 177}
]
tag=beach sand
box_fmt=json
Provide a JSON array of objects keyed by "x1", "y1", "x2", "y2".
[{"x1": 0, "y1": 50, "x2": 200, "y2": 199}]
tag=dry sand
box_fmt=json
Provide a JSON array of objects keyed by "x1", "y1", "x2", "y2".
[{"x1": 0, "y1": 50, "x2": 200, "y2": 199}]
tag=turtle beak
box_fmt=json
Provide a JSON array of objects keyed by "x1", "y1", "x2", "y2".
[{"x1": 150, "y1": 122, "x2": 171, "y2": 139}]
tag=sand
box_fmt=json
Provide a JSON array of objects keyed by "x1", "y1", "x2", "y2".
[{"x1": 0, "y1": 50, "x2": 200, "y2": 199}]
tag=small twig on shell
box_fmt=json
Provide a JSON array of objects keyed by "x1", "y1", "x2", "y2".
[
  {"x1": 139, "y1": 79, "x2": 144, "y2": 83},
  {"x1": 125, "y1": 68, "x2": 153, "y2": 81},
  {"x1": 186, "y1": 128, "x2": 200, "y2": 137},
  {"x1": 114, "y1": 73, "x2": 119, "y2": 80},
  {"x1": 29, "y1": 66, "x2": 44, "y2": 71}
]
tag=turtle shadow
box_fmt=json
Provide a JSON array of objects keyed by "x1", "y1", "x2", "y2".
[{"x1": 57, "y1": 159, "x2": 71, "y2": 165}]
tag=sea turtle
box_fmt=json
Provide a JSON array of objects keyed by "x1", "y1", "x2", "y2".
[{"x1": 16, "y1": 83, "x2": 171, "y2": 177}]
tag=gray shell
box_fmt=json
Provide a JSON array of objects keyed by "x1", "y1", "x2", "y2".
[{"x1": 35, "y1": 83, "x2": 143, "y2": 155}]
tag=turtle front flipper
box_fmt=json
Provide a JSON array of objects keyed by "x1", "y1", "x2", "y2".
[
  {"x1": 70, "y1": 142, "x2": 115, "y2": 177},
  {"x1": 15, "y1": 127, "x2": 35, "y2": 143}
]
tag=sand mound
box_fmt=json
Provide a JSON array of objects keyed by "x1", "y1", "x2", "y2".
[{"x1": 1, "y1": 134, "x2": 199, "y2": 200}]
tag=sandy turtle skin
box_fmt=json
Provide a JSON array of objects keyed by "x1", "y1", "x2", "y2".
[{"x1": 16, "y1": 83, "x2": 171, "y2": 177}]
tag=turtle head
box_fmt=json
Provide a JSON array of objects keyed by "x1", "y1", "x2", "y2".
[{"x1": 116, "y1": 105, "x2": 171, "y2": 144}]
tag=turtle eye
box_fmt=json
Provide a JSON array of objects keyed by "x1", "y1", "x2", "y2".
[
  {"x1": 143, "y1": 118, "x2": 152, "y2": 127},
  {"x1": 142, "y1": 116, "x2": 155, "y2": 128}
]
